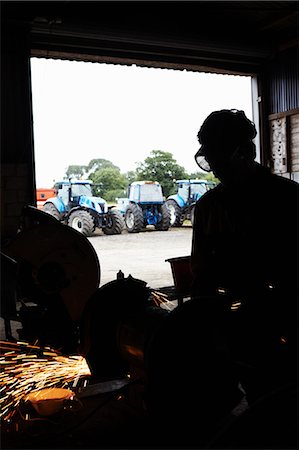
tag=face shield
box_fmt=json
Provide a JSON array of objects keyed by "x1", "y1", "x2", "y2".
[
  {"x1": 194, "y1": 144, "x2": 246, "y2": 181},
  {"x1": 194, "y1": 147, "x2": 212, "y2": 172}
]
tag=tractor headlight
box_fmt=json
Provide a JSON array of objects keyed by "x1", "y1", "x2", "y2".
[{"x1": 98, "y1": 202, "x2": 108, "y2": 213}]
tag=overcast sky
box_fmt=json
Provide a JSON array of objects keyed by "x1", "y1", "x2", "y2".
[{"x1": 31, "y1": 58, "x2": 253, "y2": 187}]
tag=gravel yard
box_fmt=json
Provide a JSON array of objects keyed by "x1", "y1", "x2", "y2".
[{"x1": 88, "y1": 224, "x2": 193, "y2": 289}]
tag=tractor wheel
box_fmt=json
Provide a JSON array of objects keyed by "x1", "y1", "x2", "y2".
[
  {"x1": 68, "y1": 210, "x2": 95, "y2": 237},
  {"x1": 155, "y1": 203, "x2": 170, "y2": 231},
  {"x1": 125, "y1": 203, "x2": 144, "y2": 233},
  {"x1": 166, "y1": 199, "x2": 183, "y2": 227},
  {"x1": 102, "y1": 208, "x2": 124, "y2": 235},
  {"x1": 190, "y1": 205, "x2": 195, "y2": 227},
  {"x1": 42, "y1": 202, "x2": 61, "y2": 220}
]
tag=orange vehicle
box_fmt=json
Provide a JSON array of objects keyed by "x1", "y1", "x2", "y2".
[{"x1": 36, "y1": 188, "x2": 57, "y2": 210}]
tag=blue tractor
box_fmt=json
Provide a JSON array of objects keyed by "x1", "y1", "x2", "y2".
[
  {"x1": 42, "y1": 179, "x2": 124, "y2": 237},
  {"x1": 117, "y1": 181, "x2": 170, "y2": 233},
  {"x1": 166, "y1": 179, "x2": 216, "y2": 227}
]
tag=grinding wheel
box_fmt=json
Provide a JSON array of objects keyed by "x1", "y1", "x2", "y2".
[{"x1": 4, "y1": 222, "x2": 100, "y2": 321}]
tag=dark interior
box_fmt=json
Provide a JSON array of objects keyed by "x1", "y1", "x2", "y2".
[{"x1": 1, "y1": 2, "x2": 298, "y2": 449}]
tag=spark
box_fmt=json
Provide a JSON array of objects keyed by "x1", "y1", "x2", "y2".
[
  {"x1": 217, "y1": 287, "x2": 227, "y2": 295},
  {"x1": 0, "y1": 341, "x2": 91, "y2": 422},
  {"x1": 230, "y1": 301, "x2": 242, "y2": 311},
  {"x1": 150, "y1": 290, "x2": 172, "y2": 310}
]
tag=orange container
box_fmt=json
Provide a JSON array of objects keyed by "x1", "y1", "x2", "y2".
[
  {"x1": 36, "y1": 188, "x2": 56, "y2": 209},
  {"x1": 165, "y1": 255, "x2": 193, "y2": 296}
]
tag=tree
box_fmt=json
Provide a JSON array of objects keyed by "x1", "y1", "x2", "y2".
[
  {"x1": 86, "y1": 158, "x2": 119, "y2": 174},
  {"x1": 104, "y1": 189, "x2": 127, "y2": 203},
  {"x1": 65, "y1": 165, "x2": 87, "y2": 179},
  {"x1": 188, "y1": 170, "x2": 219, "y2": 184},
  {"x1": 124, "y1": 170, "x2": 138, "y2": 186},
  {"x1": 136, "y1": 150, "x2": 188, "y2": 198},
  {"x1": 90, "y1": 167, "x2": 127, "y2": 200}
]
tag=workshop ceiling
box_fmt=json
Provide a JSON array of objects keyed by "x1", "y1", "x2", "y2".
[{"x1": 2, "y1": 1, "x2": 299, "y2": 74}]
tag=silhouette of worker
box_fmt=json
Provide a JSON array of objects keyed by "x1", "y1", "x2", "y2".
[
  {"x1": 145, "y1": 109, "x2": 298, "y2": 448},
  {"x1": 192, "y1": 109, "x2": 298, "y2": 306},
  {"x1": 189, "y1": 108, "x2": 299, "y2": 444}
]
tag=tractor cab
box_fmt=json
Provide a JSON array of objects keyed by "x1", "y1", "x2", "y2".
[
  {"x1": 166, "y1": 179, "x2": 217, "y2": 227},
  {"x1": 177, "y1": 179, "x2": 216, "y2": 204},
  {"x1": 129, "y1": 181, "x2": 164, "y2": 204},
  {"x1": 54, "y1": 180, "x2": 94, "y2": 210}
]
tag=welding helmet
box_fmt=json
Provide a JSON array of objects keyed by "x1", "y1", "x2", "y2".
[{"x1": 195, "y1": 109, "x2": 257, "y2": 172}]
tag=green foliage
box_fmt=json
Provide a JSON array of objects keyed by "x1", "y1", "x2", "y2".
[
  {"x1": 125, "y1": 170, "x2": 138, "y2": 186},
  {"x1": 105, "y1": 189, "x2": 127, "y2": 203},
  {"x1": 188, "y1": 170, "x2": 220, "y2": 184},
  {"x1": 90, "y1": 167, "x2": 127, "y2": 198},
  {"x1": 65, "y1": 165, "x2": 87, "y2": 179},
  {"x1": 135, "y1": 150, "x2": 188, "y2": 197},
  {"x1": 87, "y1": 158, "x2": 119, "y2": 173}
]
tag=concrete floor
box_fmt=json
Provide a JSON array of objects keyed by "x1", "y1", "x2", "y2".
[{"x1": 88, "y1": 224, "x2": 193, "y2": 289}]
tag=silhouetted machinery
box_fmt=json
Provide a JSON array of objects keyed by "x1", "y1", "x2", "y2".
[
  {"x1": 1, "y1": 205, "x2": 170, "y2": 369},
  {"x1": 1, "y1": 206, "x2": 297, "y2": 449},
  {"x1": 1, "y1": 206, "x2": 101, "y2": 353}
]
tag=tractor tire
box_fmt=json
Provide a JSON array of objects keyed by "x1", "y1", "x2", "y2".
[
  {"x1": 166, "y1": 199, "x2": 183, "y2": 227},
  {"x1": 190, "y1": 205, "x2": 195, "y2": 227},
  {"x1": 42, "y1": 202, "x2": 61, "y2": 220},
  {"x1": 102, "y1": 208, "x2": 124, "y2": 235},
  {"x1": 125, "y1": 203, "x2": 144, "y2": 233},
  {"x1": 68, "y1": 210, "x2": 95, "y2": 237},
  {"x1": 155, "y1": 203, "x2": 170, "y2": 231}
]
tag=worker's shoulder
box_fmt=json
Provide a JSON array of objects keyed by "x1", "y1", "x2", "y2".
[
  {"x1": 269, "y1": 173, "x2": 299, "y2": 196},
  {"x1": 196, "y1": 183, "x2": 223, "y2": 206}
]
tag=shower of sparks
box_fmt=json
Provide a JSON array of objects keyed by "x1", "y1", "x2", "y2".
[
  {"x1": 0, "y1": 341, "x2": 91, "y2": 422},
  {"x1": 150, "y1": 290, "x2": 172, "y2": 310}
]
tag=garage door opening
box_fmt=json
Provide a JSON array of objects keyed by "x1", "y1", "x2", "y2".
[{"x1": 30, "y1": 57, "x2": 253, "y2": 290}]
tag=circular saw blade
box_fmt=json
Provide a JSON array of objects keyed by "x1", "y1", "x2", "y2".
[{"x1": 4, "y1": 223, "x2": 100, "y2": 321}]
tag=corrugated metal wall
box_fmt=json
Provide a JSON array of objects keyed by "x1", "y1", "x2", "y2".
[
  {"x1": 265, "y1": 47, "x2": 299, "y2": 181},
  {"x1": 267, "y1": 48, "x2": 298, "y2": 115}
]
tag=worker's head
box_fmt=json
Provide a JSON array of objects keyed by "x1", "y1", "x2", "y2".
[{"x1": 195, "y1": 109, "x2": 257, "y2": 183}]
